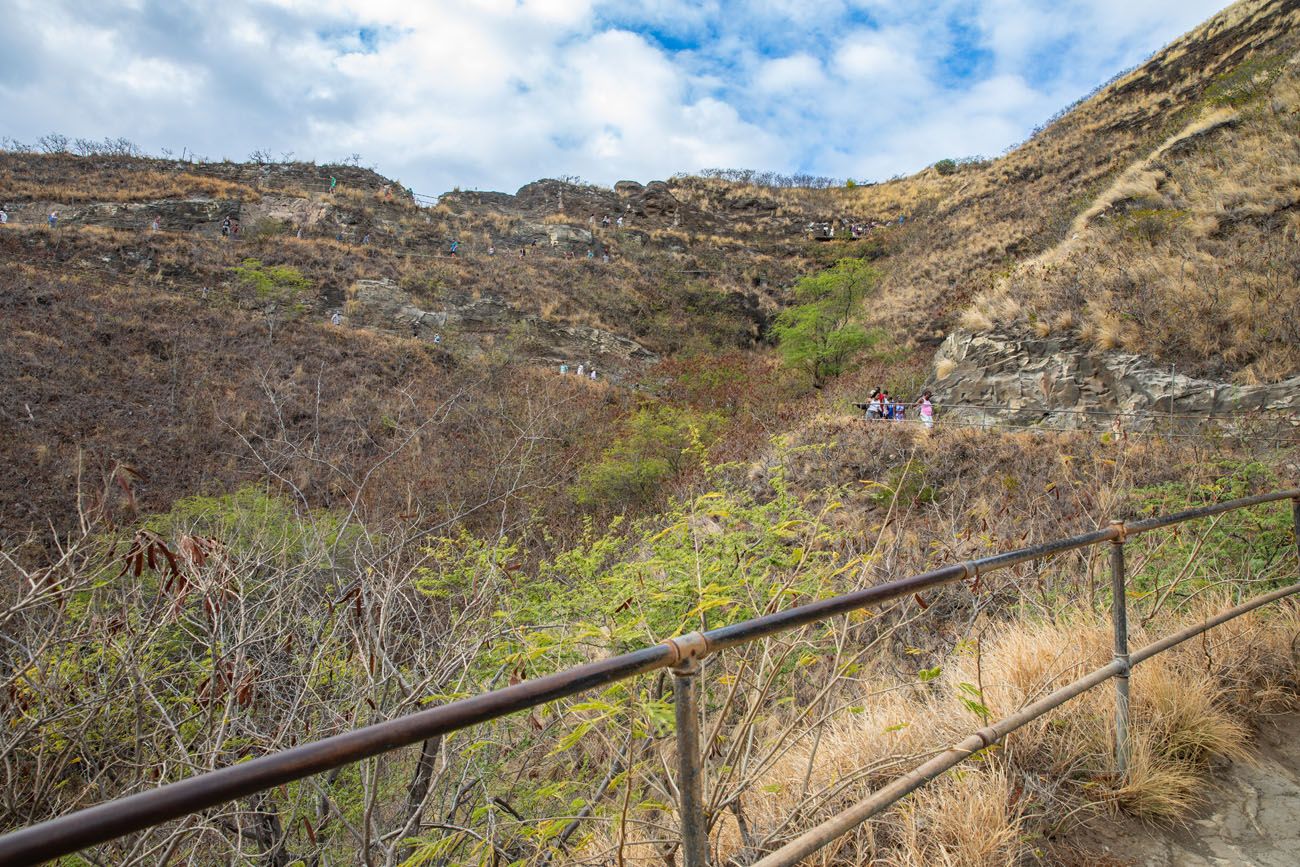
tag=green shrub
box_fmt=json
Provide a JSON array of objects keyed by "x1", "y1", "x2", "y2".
[{"x1": 573, "y1": 405, "x2": 724, "y2": 509}]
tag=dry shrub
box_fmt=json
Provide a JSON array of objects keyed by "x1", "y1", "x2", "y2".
[
  {"x1": 889, "y1": 768, "x2": 1026, "y2": 867},
  {"x1": 729, "y1": 597, "x2": 1299, "y2": 864},
  {"x1": 959, "y1": 305, "x2": 995, "y2": 332}
]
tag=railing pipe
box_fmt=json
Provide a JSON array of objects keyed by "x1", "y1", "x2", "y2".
[
  {"x1": 1109, "y1": 522, "x2": 1131, "y2": 777},
  {"x1": 673, "y1": 655, "x2": 709, "y2": 867},
  {"x1": 1124, "y1": 489, "x2": 1300, "y2": 535},
  {"x1": 1293, "y1": 497, "x2": 1300, "y2": 572},
  {"x1": 752, "y1": 659, "x2": 1128, "y2": 867},
  {"x1": 0, "y1": 488, "x2": 1297, "y2": 866},
  {"x1": 0, "y1": 643, "x2": 676, "y2": 866},
  {"x1": 754, "y1": 576, "x2": 1300, "y2": 867}
]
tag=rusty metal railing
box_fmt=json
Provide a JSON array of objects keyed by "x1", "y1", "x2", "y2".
[{"x1": 0, "y1": 488, "x2": 1298, "y2": 866}]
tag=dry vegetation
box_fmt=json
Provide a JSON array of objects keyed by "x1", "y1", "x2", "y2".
[
  {"x1": 968, "y1": 51, "x2": 1300, "y2": 382},
  {"x1": 5, "y1": 3, "x2": 1300, "y2": 863}
]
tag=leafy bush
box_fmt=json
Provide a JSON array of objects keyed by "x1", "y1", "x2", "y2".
[
  {"x1": 230, "y1": 259, "x2": 314, "y2": 337},
  {"x1": 573, "y1": 405, "x2": 724, "y2": 509},
  {"x1": 934, "y1": 158, "x2": 959, "y2": 176}
]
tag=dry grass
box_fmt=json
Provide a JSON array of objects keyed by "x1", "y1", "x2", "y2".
[
  {"x1": 983, "y1": 52, "x2": 1300, "y2": 381},
  {"x1": 719, "y1": 596, "x2": 1299, "y2": 865}
]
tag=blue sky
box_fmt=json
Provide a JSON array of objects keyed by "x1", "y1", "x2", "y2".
[{"x1": 0, "y1": 0, "x2": 1231, "y2": 196}]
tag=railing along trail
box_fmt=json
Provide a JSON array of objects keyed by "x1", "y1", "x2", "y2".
[{"x1": 1, "y1": 489, "x2": 1298, "y2": 865}]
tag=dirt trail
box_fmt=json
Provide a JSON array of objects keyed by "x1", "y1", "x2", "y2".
[{"x1": 1078, "y1": 716, "x2": 1300, "y2": 866}]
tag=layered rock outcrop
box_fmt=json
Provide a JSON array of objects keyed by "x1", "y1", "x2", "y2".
[
  {"x1": 932, "y1": 330, "x2": 1300, "y2": 429},
  {"x1": 346, "y1": 279, "x2": 656, "y2": 372}
]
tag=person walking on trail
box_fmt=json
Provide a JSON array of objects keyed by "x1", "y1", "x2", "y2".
[
  {"x1": 0, "y1": 208, "x2": 8, "y2": 226},
  {"x1": 150, "y1": 216, "x2": 161, "y2": 233},
  {"x1": 221, "y1": 215, "x2": 231, "y2": 238},
  {"x1": 331, "y1": 311, "x2": 342, "y2": 326},
  {"x1": 329, "y1": 176, "x2": 338, "y2": 193},
  {"x1": 449, "y1": 239, "x2": 459, "y2": 257},
  {"x1": 866, "y1": 387, "x2": 885, "y2": 420},
  {"x1": 616, "y1": 215, "x2": 624, "y2": 228},
  {"x1": 916, "y1": 390, "x2": 934, "y2": 430},
  {"x1": 48, "y1": 210, "x2": 59, "y2": 229}
]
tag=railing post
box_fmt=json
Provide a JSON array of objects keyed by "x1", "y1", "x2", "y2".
[
  {"x1": 673, "y1": 654, "x2": 708, "y2": 867},
  {"x1": 1109, "y1": 521, "x2": 1131, "y2": 778},
  {"x1": 1293, "y1": 498, "x2": 1300, "y2": 568}
]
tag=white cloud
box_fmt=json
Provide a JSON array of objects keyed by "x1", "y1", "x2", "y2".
[
  {"x1": 0, "y1": 0, "x2": 1236, "y2": 194},
  {"x1": 755, "y1": 54, "x2": 824, "y2": 92}
]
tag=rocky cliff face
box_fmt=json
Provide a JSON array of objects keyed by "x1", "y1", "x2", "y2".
[
  {"x1": 932, "y1": 330, "x2": 1300, "y2": 429},
  {"x1": 346, "y1": 279, "x2": 656, "y2": 374}
]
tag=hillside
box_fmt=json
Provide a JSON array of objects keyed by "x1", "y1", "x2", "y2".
[{"x1": 2, "y1": 1, "x2": 1300, "y2": 865}]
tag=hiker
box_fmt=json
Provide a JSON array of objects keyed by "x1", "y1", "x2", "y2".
[
  {"x1": 586, "y1": 249, "x2": 594, "y2": 259},
  {"x1": 560, "y1": 363, "x2": 569, "y2": 374},
  {"x1": 916, "y1": 390, "x2": 934, "y2": 430},
  {"x1": 616, "y1": 215, "x2": 624, "y2": 228},
  {"x1": 231, "y1": 219, "x2": 241, "y2": 238},
  {"x1": 296, "y1": 226, "x2": 303, "y2": 239},
  {"x1": 0, "y1": 208, "x2": 8, "y2": 225},
  {"x1": 433, "y1": 334, "x2": 442, "y2": 344},
  {"x1": 866, "y1": 388, "x2": 885, "y2": 420},
  {"x1": 577, "y1": 363, "x2": 585, "y2": 377},
  {"x1": 221, "y1": 216, "x2": 231, "y2": 237},
  {"x1": 331, "y1": 311, "x2": 342, "y2": 326},
  {"x1": 329, "y1": 176, "x2": 338, "y2": 193},
  {"x1": 48, "y1": 210, "x2": 58, "y2": 228},
  {"x1": 449, "y1": 240, "x2": 459, "y2": 257},
  {"x1": 589, "y1": 368, "x2": 597, "y2": 380},
  {"x1": 150, "y1": 216, "x2": 161, "y2": 233},
  {"x1": 601, "y1": 215, "x2": 611, "y2": 229},
  {"x1": 602, "y1": 252, "x2": 610, "y2": 263},
  {"x1": 519, "y1": 247, "x2": 526, "y2": 258},
  {"x1": 488, "y1": 245, "x2": 496, "y2": 256}
]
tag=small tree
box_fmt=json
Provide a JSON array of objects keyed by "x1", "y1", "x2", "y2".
[
  {"x1": 231, "y1": 258, "x2": 313, "y2": 341},
  {"x1": 574, "y1": 405, "x2": 723, "y2": 509},
  {"x1": 772, "y1": 258, "x2": 880, "y2": 388}
]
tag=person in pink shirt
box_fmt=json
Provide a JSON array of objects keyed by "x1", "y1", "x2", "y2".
[{"x1": 916, "y1": 390, "x2": 935, "y2": 429}]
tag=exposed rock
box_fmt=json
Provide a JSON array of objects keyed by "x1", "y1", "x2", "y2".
[
  {"x1": 17, "y1": 198, "x2": 240, "y2": 231},
  {"x1": 639, "y1": 181, "x2": 679, "y2": 217},
  {"x1": 614, "y1": 180, "x2": 644, "y2": 196},
  {"x1": 544, "y1": 224, "x2": 594, "y2": 250},
  {"x1": 931, "y1": 329, "x2": 1300, "y2": 429},
  {"x1": 346, "y1": 279, "x2": 656, "y2": 369}
]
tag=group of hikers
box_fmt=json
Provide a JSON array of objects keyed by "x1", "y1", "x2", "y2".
[
  {"x1": 807, "y1": 216, "x2": 906, "y2": 240},
  {"x1": 559, "y1": 362, "x2": 599, "y2": 380},
  {"x1": 860, "y1": 387, "x2": 935, "y2": 429}
]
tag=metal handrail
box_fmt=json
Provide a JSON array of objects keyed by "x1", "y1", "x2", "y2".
[{"x1": 0, "y1": 488, "x2": 1297, "y2": 866}]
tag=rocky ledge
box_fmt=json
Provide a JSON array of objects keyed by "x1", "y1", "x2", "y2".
[
  {"x1": 932, "y1": 330, "x2": 1300, "y2": 429},
  {"x1": 346, "y1": 279, "x2": 656, "y2": 374}
]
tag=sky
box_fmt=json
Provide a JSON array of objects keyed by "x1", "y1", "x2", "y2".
[{"x1": 0, "y1": 0, "x2": 1232, "y2": 197}]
